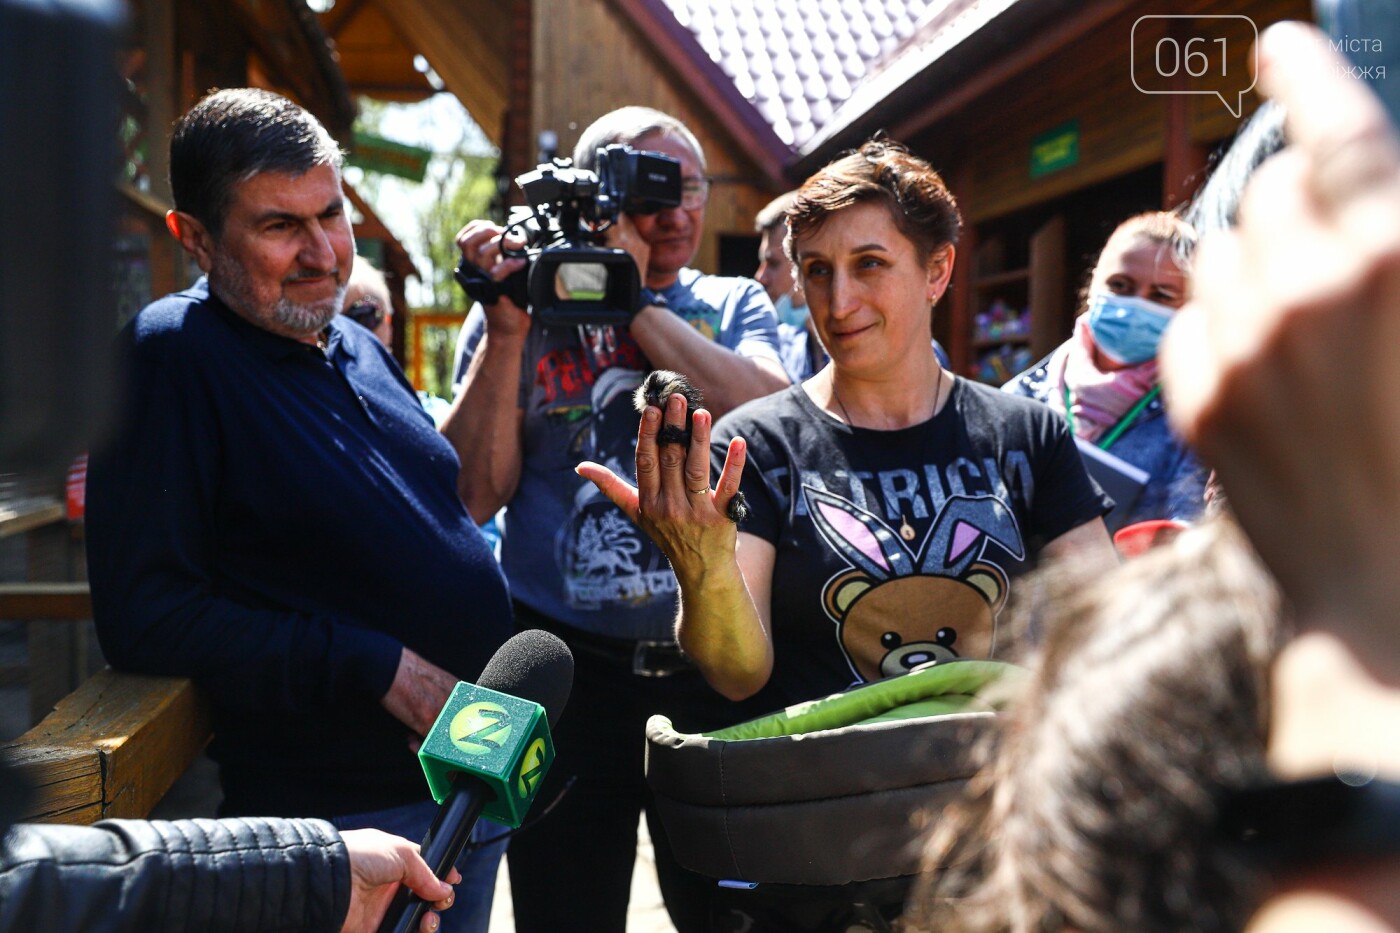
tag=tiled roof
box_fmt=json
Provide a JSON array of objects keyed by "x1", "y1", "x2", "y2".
[{"x1": 659, "y1": 0, "x2": 935, "y2": 149}]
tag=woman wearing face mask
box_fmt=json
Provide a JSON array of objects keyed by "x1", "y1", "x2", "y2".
[{"x1": 1005, "y1": 212, "x2": 1208, "y2": 532}]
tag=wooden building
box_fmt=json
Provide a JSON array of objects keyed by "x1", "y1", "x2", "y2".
[
  {"x1": 318, "y1": 0, "x2": 797, "y2": 278},
  {"x1": 115, "y1": 0, "x2": 416, "y2": 350},
  {"x1": 785, "y1": 0, "x2": 1313, "y2": 381},
  {"x1": 319, "y1": 0, "x2": 1312, "y2": 382}
]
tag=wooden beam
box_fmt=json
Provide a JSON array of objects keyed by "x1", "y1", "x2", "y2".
[
  {"x1": 890, "y1": 0, "x2": 1134, "y2": 145},
  {"x1": 323, "y1": 1, "x2": 435, "y2": 103},
  {"x1": 0, "y1": 583, "x2": 92, "y2": 621},
  {"x1": 344, "y1": 184, "x2": 418, "y2": 285},
  {"x1": 1162, "y1": 19, "x2": 1209, "y2": 210},
  {"x1": 226, "y1": 2, "x2": 347, "y2": 134},
  {"x1": 0, "y1": 498, "x2": 63, "y2": 539},
  {"x1": 178, "y1": 0, "x2": 247, "y2": 107},
  {"x1": 322, "y1": 0, "x2": 371, "y2": 39},
  {"x1": 145, "y1": 0, "x2": 176, "y2": 204},
  {"x1": 118, "y1": 179, "x2": 171, "y2": 219},
  {"x1": 338, "y1": 82, "x2": 439, "y2": 100},
  {"x1": 4, "y1": 741, "x2": 103, "y2": 824},
  {"x1": 4, "y1": 669, "x2": 212, "y2": 824},
  {"x1": 371, "y1": 0, "x2": 509, "y2": 145}
]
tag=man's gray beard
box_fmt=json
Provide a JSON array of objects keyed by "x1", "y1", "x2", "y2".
[
  {"x1": 210, "y1": 250, "x2": 346, "y2": 338},
  {"x1": 269, "y1": 290, "x2": 344, "y2": 335}
]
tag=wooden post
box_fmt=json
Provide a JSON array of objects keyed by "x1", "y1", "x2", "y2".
[
  {"x1": 1029, "y1": 215, "x2": 1067, "y2": 361},
  {"x1": 1162, "y1": 20, "x2": 1209, "y2": 209},
  {"x1": 0, "y1": 583, "x2": 96, "y2": 727}
]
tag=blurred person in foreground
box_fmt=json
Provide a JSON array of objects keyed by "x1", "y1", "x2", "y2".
[
  {"x1": 755, "y1": 190, "x2": 823, "y2": 382},
  {"x1": 1161, "y1": 21, "x2": 1400, "y2": 933},
  {"x1": 908, "y1": 516, "x2": 1284, "y2": 933},
  {"x1": 445, "y1": 105, "x2": 788, "y2": 931},
  {"x1": 0, "y1": 763, "x2": 459, "y2": 933},
  {"x1": 1005, "y1": 212, "x2": 1209, "y2": 533},
  {"x1": 84, "y1": 88, "x2": 513, "y2": 933},
  {"x1": 582, "y1": 138, "x2": 1116, "y2": 716}
]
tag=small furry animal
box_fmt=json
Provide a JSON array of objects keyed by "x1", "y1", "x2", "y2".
[
  {"x1": 635, "y1": 370, "x2": 702, "y2": 447},
  {"x1": 633, "y1": 369, "x2": 749, "y2": 524}
]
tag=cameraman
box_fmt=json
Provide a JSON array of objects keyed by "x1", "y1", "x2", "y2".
[{"x1": 444, "y1": 106, "x2": 787, "y2": 931}]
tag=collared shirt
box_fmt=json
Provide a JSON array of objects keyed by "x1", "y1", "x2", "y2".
[{"x1": 86, "y1": 279, "x2": 511, "y2": 817}]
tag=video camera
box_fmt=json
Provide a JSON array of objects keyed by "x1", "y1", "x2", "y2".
[{"x1": 455, "y1": 144, "x2": 682, "y2": 327}]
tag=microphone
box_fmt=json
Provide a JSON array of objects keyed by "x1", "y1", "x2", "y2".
[{"x1": 377, "y1": 629, "x2": 573, "y2": 933}]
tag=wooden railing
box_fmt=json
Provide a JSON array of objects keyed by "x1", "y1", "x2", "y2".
[
  {"x1": 0, "y1": 584, "x2": 211, "y2": 824},
  {"x1": 1, "y1": 582, "x2": 95, "y2": 723}
]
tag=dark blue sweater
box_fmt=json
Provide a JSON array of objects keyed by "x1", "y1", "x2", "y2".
[{"x1": 86, "y1": 281, "x2": 511, "y2": 817}]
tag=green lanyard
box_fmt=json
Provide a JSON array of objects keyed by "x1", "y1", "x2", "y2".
[{"x1": 1064, "y1": 383, "x2": 1161, "y2": 450}]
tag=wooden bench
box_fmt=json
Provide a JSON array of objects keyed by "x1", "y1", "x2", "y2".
[
  {"x1": 1, "y1": 584, "x2": 211, "y2": 824},
  {"x1": 3, "y1": 667, "x2": 210, "y2": 824}
]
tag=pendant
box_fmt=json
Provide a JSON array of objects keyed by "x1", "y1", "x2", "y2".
[{"x1": 899, "y1": 515, "x2": 916, "y2": 541}]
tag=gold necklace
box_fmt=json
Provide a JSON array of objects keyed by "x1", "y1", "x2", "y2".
[
  {"x1": 830, "y1": 366, "x2": 944, "y2": 543},
  {"x1": 829, "y1": 364, "x2": 945, "y2": 429}
]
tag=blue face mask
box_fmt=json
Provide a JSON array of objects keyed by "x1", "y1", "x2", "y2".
[
  {"x1": 1085, "y1": 292, "x2": 1175, "y2": 365},
  {"x1": 773, "y1": 293, "x2": 809, "y2": 329}
]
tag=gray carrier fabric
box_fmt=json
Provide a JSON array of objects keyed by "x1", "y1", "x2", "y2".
[{"x1": 646, "y1": 709, "x2": 994, "y2": 885}]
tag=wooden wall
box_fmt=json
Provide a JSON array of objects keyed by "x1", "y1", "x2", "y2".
[
  {"x1": 900, "y1": 0, "x2": 1308, "y2": 377},
  {"x1": 919, "y1": 0, "x2": 1308, "y2": 226},
  {"x1": 530, "y1": 0, "x2": 775, "y2": 275},
  {"x1": 373, "y1": 0, "x2": 513, "y2": 145}
]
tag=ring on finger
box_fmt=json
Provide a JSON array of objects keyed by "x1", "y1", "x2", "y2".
[{"x1": 688, "y1": 486, "x2": 709, "y2": 496}]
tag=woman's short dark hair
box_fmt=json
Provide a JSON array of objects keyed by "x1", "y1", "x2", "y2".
[
  {"x1": 785, "y1": 138, "x2": 962, "y2": 265},
  {"x1": 169, "y1": 88, "x2": 343, "y2": 236}
]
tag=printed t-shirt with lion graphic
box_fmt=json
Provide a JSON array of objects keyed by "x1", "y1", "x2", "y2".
[
  {"x1": 455, "y1": 267, "x2": 780, "y2": 641},
  {"x1": 711, "y1": 378, "x2": 1111, "y2": 714}
]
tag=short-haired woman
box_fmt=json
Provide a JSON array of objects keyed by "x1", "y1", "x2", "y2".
[{"x1": 581, "y1": 139, "x2": 1116, "y2": 712}]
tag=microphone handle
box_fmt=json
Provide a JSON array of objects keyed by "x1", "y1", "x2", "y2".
[{"x1": 376, "y1": 775, "x2": 489, "y2": 933}]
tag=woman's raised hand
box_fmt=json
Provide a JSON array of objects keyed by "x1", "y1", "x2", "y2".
[{"x1": 577, "y1": 391, "x2": 747, "y2": 576}]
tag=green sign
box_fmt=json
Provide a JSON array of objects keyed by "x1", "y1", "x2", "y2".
[
  {"x1": 348, "y1": 131, "x2": 432, "y2": 182},
  {"x1": 1029, "y1": 120, "x2": 1079, "y2": 179}
]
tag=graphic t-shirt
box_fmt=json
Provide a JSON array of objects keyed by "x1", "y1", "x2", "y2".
[
  {"x1": 711, "y1": 379, "x2": 1110, "y2": 713},
  {"x1": 457, "y1": 267, "x2": 780, "y2": 640}
]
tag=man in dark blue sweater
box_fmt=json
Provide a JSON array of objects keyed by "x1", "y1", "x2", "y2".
[{"x1": 85, "y1": 88, "x2": 513, "y2": 933}]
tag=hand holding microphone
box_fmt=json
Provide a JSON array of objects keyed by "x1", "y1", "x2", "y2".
[
  {"x1": 376, "y1": 630, "x2": 574, "y2": 933},
  {"x1": 341, "y1": 830, "x2": 460, "y2": 933}
]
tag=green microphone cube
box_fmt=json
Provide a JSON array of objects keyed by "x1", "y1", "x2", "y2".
[{"x1": 418, "y1": 682, "x2": 556, "y2": 828}]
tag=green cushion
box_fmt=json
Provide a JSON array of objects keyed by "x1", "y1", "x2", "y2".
[{"x1": 703, "y1": 659, "x2": 1021, "y2": 742}]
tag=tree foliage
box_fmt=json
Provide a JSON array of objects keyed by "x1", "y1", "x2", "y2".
[
  {"x1": 348, "y1": 97, "x2": 500, "y2": 397},
  {"x1": 349, "y1": 95, "x2": 499, "y2": 309},
  {"x1": 421, "y1": 153, "x2": 498, "y2": 310}
]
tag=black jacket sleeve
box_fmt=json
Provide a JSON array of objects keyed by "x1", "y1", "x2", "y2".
[{"x1": 0, "y1": 816, "x2": 351, "y2": 932}]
